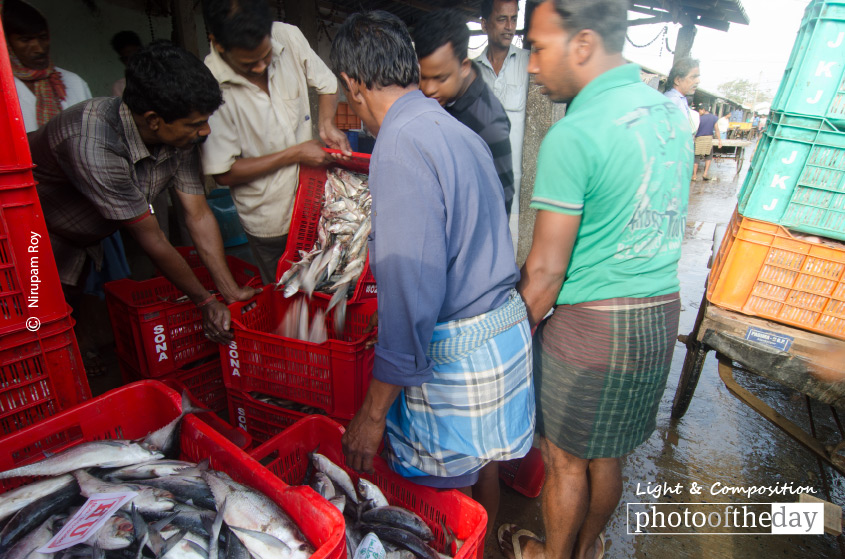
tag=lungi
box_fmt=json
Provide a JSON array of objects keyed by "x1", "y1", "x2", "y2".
[
  {"x1": 534, "y1": 293, "x2": 681, "y2": 459},
  {"x1": 384, "y1": 290, "x2": 535, "y2": 487},
  {"x1": 694, "y1": 135, "x2": 714, "y2": 160}
]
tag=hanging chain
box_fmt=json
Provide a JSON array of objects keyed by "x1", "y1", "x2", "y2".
[
  {"x1": 625, "y1": 25, "x2": 667, "y2": 49},
  {"x1": 146, "y1": 0, "x2": 156, "y2": 40},
  {"x1": 665, "y1": 27, "x2": 675, "y2": 54}
]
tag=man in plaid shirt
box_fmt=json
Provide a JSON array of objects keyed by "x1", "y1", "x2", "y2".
[{"x1": 29, "y1": 42, "x2": 259, "y2": 345}]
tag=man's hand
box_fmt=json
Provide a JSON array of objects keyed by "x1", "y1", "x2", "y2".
[
  {"x1": 222, "y1": 285, "x2": 262, "y2": 305},
  {"x1": 297, "y1": 139, "x2": 335, "y2": 166},
  {"x1": 363, "y1": 312, "x2": 378, "y2": 349},
  {"x1": 202, "y1": 300, "x2": 234, "y2": 344},
  {"x1": 342, "y1": 409, "x2": 385, "y2": 474},
  {"x1": 320, "y1": 123, "x2": 352, "y2": 156}
]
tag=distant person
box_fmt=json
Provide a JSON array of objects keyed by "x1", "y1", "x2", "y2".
[
  {"x1": 110, "y1": 30, "x2": 143, "y2": 97},
  {"x1": 3, "y1": 0, "x2": 91, "y2": 132},
  {"x1": 413, "y1": 9, "x2": 514, "y2": 216},
  {"x1": 476, "y1": 0, "x2": 529, "y2": 228},
  {"x1": 663, "y1": 57, "x2": 699, "y2": 135},
  {"x1": 694, "y1": 104, "x2": 722, "y2": 181},
  {"x1": 200, "y1": 0, "x2": 351, "y2": 284},
  {"x1": 717, "y1": 113, "x2": 729, "y2": 140}
]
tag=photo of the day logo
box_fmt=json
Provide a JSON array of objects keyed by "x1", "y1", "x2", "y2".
[{"x1": 627, "y1": 503, "x2": 824, "y2": 535}]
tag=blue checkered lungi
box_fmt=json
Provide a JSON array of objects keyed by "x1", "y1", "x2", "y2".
[{"x1": 384, "y1": 290, "x2": 535, "y2": 480}]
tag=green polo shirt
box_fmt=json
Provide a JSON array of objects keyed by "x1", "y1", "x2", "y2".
[{"x1": 532, "y1": 63, "x2": 693, "y2": 305}]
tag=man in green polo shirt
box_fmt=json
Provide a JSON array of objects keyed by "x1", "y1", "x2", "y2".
[{"x1": 500, "y1": 1, "x2": 693, "y2": 558}]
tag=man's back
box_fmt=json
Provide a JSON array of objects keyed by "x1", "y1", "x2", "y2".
[
  {"x1": 697, "y1": 112, "x2": 718, "y2": 136},
  {"x1": 533, "y1": 64, "x2": 693, "y2": 305}
]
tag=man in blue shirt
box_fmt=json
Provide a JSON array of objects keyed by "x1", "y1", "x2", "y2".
[{"x1": 331, "y1": 10, "x2": 534, "y2": 536}]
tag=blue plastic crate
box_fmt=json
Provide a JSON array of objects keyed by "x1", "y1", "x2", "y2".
[
  {"x1": 738, "y1": 112, "x2": 845, "y2": 240},
  {"x1": 207, "y1": 188, "x2": 247, "y2": 247},
  {"x1": 770, "y1": 0, "x2": 845, "y2": 126}
]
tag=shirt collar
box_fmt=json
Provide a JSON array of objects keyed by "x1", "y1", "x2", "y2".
[
  {"x1": 478, "y1": 43, "x2": 519, "y2": 71},
  {"x1": 204, "y1": 34, "x2": 284, "y2": 87},
  {"x1": 118, "y1": 100, "x2": 151, "y2": 164},
  {"x1": 448, "y1": 63, "x2": 484, "y2": 114},
  {"x1": 566, "y1": 63, "x2": 641, "y2": 115}
]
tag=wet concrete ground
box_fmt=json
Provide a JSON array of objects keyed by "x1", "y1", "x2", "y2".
[
  {"x1": 82, "y1": 143, "x2": 845, "y2": 558},
  {"x1": 487, "y1": 146, "x2": 845, "y2": 558}
]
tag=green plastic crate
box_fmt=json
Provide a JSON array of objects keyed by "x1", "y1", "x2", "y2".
[
  {"x1": 738, "y1": 112, "x2": 845, "y2": 240},
  {"x1": 770, "y1": 0, "x2": 845, "y2": 126}
]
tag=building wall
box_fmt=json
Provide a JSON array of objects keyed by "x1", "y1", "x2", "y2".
[{"x1": 27, "y1": 1, "x2": 209, "y2": 97}]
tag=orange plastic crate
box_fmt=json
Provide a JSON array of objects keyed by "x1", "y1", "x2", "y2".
[{"x1": 707, "y1": 210, "x2": 845, "y2": 339}]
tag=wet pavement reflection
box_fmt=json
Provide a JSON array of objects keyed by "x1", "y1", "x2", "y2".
[{"x1": 488, "y1": 143, "x2": 845, "y2": 558}]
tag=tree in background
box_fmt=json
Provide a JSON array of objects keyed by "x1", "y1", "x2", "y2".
[{"x1": 718, "y1": 78, "x2": 772, "y2": 106}]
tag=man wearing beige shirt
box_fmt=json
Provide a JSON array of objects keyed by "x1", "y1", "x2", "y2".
[{"x1": 200, "y1": 0, "x2": 350, "y2": 283}]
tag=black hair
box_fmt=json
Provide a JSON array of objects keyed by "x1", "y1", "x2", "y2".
[
  {"x1": 330, "y1": 11, "x2": 419, "y2": 90},
  {"x1": 665, "y1": 57, "x2": 700, "y2": 92},
  {"x1": 2, "y1": 0, "x2": 48, "y2": 37},
  {"x1": 551, "y1": 0, "x2": 628, "y2": 54},
  {"x1": 111, "y1": 30, "x2": 143, "y2": 54},
  {"x1": 201, "y1": 0, "x2": 272, "y2": 51},
  {"x1": 481, "y1": 0, "x2": 518, "y2": 21},
  {"x1": 123, "y1": 41, "x2": 223, "y2": 122},
  {"x1": 413, "y1": 9, "x2": 469, "y2": 62}
]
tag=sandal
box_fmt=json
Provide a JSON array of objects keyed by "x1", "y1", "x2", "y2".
[
  {"x1": 597, "y1": 531, "x2": 607, "y2": 559},
  {"x1": 497, "y1": 523, "x2": 543, "y2": 559}
]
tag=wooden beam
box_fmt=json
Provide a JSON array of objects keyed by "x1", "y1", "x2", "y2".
[
  {"x1": 629, "y1": 15, "x2": 673, "y2": 26},
  {"x1": 388, "y1": 0, "x2": 478, "y2": 17},
  {"x1": 171, "y1": 0, "x2": 199, "y2": 57}
]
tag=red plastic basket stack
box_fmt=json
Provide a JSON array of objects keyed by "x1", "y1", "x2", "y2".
[
  {"x1": 0, "y1": 381, "x2": 346, "y2": 559},
  {"x1": 119, "y1": 357, "x2": 227, "y2": 414},
  {"x1": 104, "y1": 254, "x2": 259, "y2": 377},
  {"x1": 0, "y1": 25, "x2": 90, "y2": 437},
  {"x1": 223, "y1": 290, "x2": 375, "y2": 443},
  {"x1": 251, "y1": 415, "x2": 487, "y2": 559},
  {"x1": 275, "y1": 154, "x2": 376, "y2": 303},
  {"x1": 498, "y1": 447, "x2": 546, "y2": 498}
]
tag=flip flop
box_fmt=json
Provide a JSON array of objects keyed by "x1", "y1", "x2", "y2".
[
  {"x1": 597, "y1": 531, "x2": 607, "y2": 559},
  {"x1": 497, "y1": 523, "x2": 543, "y2": 559}
]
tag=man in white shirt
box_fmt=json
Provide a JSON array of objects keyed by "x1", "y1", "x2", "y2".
[
  {"x1": 3, "y1": 0, "x2": 91, "y2": 132},
  {"x1": 475, "y1": 0, "x2": 529, "y2": 236},
  {"x1": 200, "y1": 0, "x2": 350, "y2": 284}
]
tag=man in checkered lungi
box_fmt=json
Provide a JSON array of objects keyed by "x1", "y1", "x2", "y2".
[{"x1": 499, "y1": 1, "x2": 693, "y2": 558}]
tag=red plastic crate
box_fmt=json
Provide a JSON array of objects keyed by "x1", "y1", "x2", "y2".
[
  {"x1": 0, "y1": 310, "x2": 90, "y2": 437},
  {"x1": 0, "y1": 175, "x2": 69, "y2": 336},
  {"x1": 498, "y1": 447, "x2": 546, "y2": 498},
  {"x1": 160, "y1": 378, "x2": 252, "y2": 451},
  {"x1": 224, "y1": 290, "x2": 376, "y2": 419},
  {"x1": 275, "y1": 153, "x2": 376, "y2": 303},
  {"x1": 227, "y1": 388, "x2": 312, "y2": 444},
  {"x1": 105, "y1": 257, "x2": 260, "y2": 377},
  {"x1": 156, "y1": 247, "x2": 257, "y2": 279},
  {"x1": 119, "y1": 357, "x2": 227, "y2": 414},
  {"x1": 251, "y1": 415, "x2": 487, "y2": 559},
  {"x1": 0, "y1": 381, "x2": 346, "y2": 559},
  {"x1": 333, "y1": 102, "x2": 362, "y2": 131}
]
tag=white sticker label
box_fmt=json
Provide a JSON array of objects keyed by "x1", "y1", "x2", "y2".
[
  {"x1": 37, "y1": 492, "x2": 137, "y2": 553},
  {"x1": 353, "y1": 532, "x2": 386, "y2": 559}
]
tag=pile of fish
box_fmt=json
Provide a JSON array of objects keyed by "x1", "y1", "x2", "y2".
[
  {"x1": 250, "y1": 392, "x2": 327, "y2": 417},
  {"x1": 306, "y1": 452, "x2": 453, "y2": 559},
  {"x1": 277, "y1": 168, "x2": 371, "y2": 334},
  {"x1": 272, "y1": 296, "x2": 328, "y2": 344},
  {"x1": 0, "y1": 393, "x2": 314, "y2": 559}
]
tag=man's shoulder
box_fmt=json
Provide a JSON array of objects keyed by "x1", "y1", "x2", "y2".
[
  {"x1": 55, "y1": 67, "x2": 88, "y2": 87},
  {"x1": 272, "y1": 21, "x2": 308, "y2": 47}
]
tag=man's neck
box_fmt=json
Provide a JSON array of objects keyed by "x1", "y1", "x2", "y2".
[
  {"x1": 363, "y1": 85, "x2": 419, "y2": 137},
  {"x1": 486, "y1": 42, "x2": 510, "y2": 75},
  {"x1": 131, "y1": 112, "x2": 161, "y2": 147},
  {"x1": 456, "y1": 64, "x2": 477, "y2": 100}
]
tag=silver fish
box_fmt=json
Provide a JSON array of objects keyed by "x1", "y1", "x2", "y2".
[
  {"x1": 361, "y1": 506, "x2": 433, "y2": 541},
  {"x1": 136, "y1": 475, "x2": 215, "y2": 510},
  {"x1": 328, "y1": 495, "x2": 346, "y2": 514},
  {"x1": 358, "y1": 479, "x2": 389, "y2": 509},
  {"x1": 311, "y1": 472, "x2": 335, "y2": 500},
  {"x1": 72, "y1": 470, "x2": 175, "y2": 514},
  {"x1": 0, "y1": 474, "x2": 74, "y2": 523},
  {"x1": 104, "y1": 460, "x2": 198, "y2": 482},
  {"x1": 310, "y1": 453, "x2": 358, "y2": 504},
  {"x1": 0, "y1": 440, "x2": 163, "y2": 480},
  {"x1": 202, "y1": 471, "x2": 312, "y2": 559},
  {"x1": 6, "y1": 515, "x2": 57, "y2": 559},
  {"x1": 229, "y1": 526, "x2": 293, "y2": 559},
  {"x1": 144, "y1": 391, "x2": 208, "y2": 458},
  {"x1": 87, "y1": 514, "x2": 134, "y2": 550}
]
